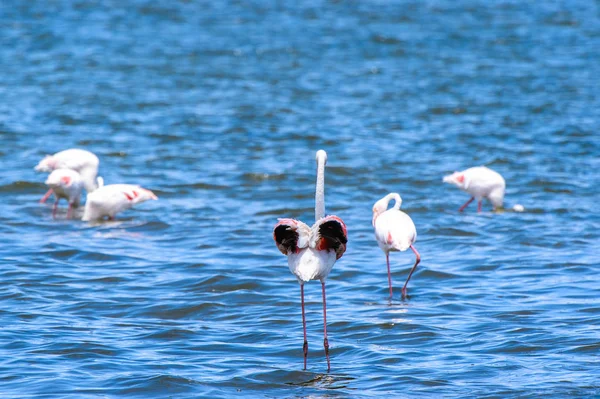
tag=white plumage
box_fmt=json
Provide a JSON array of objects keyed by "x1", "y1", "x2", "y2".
[
  {"x1": 35, "y1": 148, "x2": 102, "y2": 197},
  {"x1": 273, "y1": 150, "x2": 347, "y2": 372},
  {"x1": 82, "y1": 184, "x2": 158, "y2": 221},
  {"x1": 44, "y1": 168, "x2": 84, "y2": 218},
  {"x1": 276, "y1": 217, "x2": 345, "y2": 283},
  {"x1": 443, "y1": 166, "x2": 506, "y2": 212},
  {"x1": 372, "y1": 193, "x2": 420, "y2": 298}
]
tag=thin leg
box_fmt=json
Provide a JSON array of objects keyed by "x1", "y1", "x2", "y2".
[
  {"x1": 52, "y1": 199, "x2": 58, "y2": 218},
  {"x1": 401, "y1": 244, "x2": 421, "y2": 298},
  {"x1": 321, "y1": 281, "x2": 331, "y2": 372},
  {"x1": 386, "y1": 252, "x2": 393, "y2": 298},
  {"x1": 477, "y1": 200, "x2": 482, "y2": 213},
  {"x1": 458, "y1": 197, "x2": 474, "y2": 212},
  {"x1": 301, "y1": 284, "x2": 308, "y2": 370},
  {"x1": 67, "y1": 203, "x2": 73, "y2": 219},
  {"x1": 40, "y1": 189, "x2": 53, "y2": 203}
]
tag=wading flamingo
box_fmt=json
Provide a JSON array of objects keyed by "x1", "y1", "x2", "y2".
[
  {"x1": 273, "y1": 150, "x2": 347, "y2": 372},
  {"x1": 372, "y1": 193, "x2": 420, "y2": 298},
  {"x1": 35, "y1": 148, "x2": 102, "y2": 202},
  {"x1": 443, "y1": 166, "x2": 505, "y2": 212},
  {"x1": 82, "y1": 184, "x2": 157, "y2": 221},
  {"x1": 45, "y1": 169, "x2": 84, "y2": 219}
]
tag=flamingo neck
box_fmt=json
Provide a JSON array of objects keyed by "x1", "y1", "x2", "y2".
[
  {"x1": 389, "y1": 193, "x2": 402, "y2": 210},
  {"x1": 315, "y1": 157, "x2": 325, "y2": 221}
]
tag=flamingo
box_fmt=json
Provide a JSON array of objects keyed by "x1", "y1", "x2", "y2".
[
  {"x1": 82, "y1": 184, "x2": 158, "y2": 221},
  {"x1": 44, "y1": 169, "x2": 84, "y2": 219},
  {"x1": 372, "y1": 193, "x2": 420, "y2": 298},
  {"x1": 35, "y1": 148, "x2": 102, "y2": 202},
  {"x1": 273, "y1": 150, "x2": 347, "y2": 372},
  {"x1": 443, "y1": 166, "x2": 505, "y2": 212}
]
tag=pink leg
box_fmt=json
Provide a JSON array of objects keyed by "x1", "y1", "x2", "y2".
[
  {"x1": 458, "y1": 197, "x2": 474, "y2": 212},
  {"x1": 67, "y1": 203, "x2": 73, "y2": 219},
  {"x1": 401, "y1": 245, "x2": 421, "y2": 298},
  {"x1": 300, "y1": 284, "x2": 308, "y2": 370},
  {"x1": 321, "y1": 281, "x2": 331, "y2": 372},
  {"x1": 477, "y1": 200, "x2": 482, "y2": 213},
  {"x1": 40, "y1": 189, "x2": 53, "y2": 203},
  {"x1": 386, "y1": 253, "x2": 393, "y2": 298}
]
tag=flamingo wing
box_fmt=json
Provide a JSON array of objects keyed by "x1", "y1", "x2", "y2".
[
  {"x1": 85, "y1": 186, "x2": 132, "y2": 218},
  {"x1": 114, "y1": 184, "x2": 158, "y2": 204},
  {"x1": 311, "y1": 216, "x2": 348, "y2": 260},
  {"x1": 273, "y1": 218, "x2": 310, "y2": 256},
  {"x1": 375, "y1": 210, "x2": 416, "y2": 251}
]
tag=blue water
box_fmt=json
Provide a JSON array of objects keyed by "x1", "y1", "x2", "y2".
[{"x1": 1, "y1": 1, "x2": 599, "y2": 397}]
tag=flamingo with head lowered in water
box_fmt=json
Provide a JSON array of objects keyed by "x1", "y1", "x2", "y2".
[
  {"x1": 44, "y1": 168, "x2": 84, "y2": 219},
  {"x1": 443, "y1": 166, "x2": 505, "y2": 212},
  {"x1": 273, "y1": 150, "x2": 347, "y2": 372},
  {"x1": 35, "y1": 148, "x2": 103, "y2": 203},
  {"x1": 82, "y1": 184, "x2": 157, "y2": 221}
]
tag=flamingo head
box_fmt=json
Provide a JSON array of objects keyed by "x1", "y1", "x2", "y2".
[
  {"x1": 488, "y1": 188, "x2": 505, "y2": 210},
  {"x1": 372, "y1": 193, "x2": 402, "y2": 227},
  {"x1": 372, "y1": 198, "x2": 388, "y2": 227},
  {"x1": 140, "y1": 188, "x2": 158, "y2": 201},
  {"x1": 316, "y1": 149, "x2": 327, "y2": 165},
  {"x1": 35, "y1": 155, "x2": 57, "y2": 172},
  {"x1": 45, "y1": 169, "x2": 83, "y2": 203},
  {"x1": 443, "y1": 171, "x2": 467, "y2": 189}
]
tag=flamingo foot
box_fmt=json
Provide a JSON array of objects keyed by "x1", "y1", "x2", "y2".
[
  {"x1": 303, "y1": 340, "x2": 308, "y2": 370},
  {"x1": 324, "y1": 338, "x2": 330, "y2": 372}
]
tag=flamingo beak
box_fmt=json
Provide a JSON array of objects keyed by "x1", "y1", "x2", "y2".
[
  {"x1": 145, "y1": 189, "x2": 158, "y2": 200},
  {"x1": 372, "y1": 211, "x2": 379, "y2": 227}
]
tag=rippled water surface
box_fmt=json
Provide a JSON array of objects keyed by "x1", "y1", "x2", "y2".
[{"x1": 1, "y1": 1, "x2": 599, "y2": 397}]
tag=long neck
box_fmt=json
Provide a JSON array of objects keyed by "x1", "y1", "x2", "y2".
[
  {"x1": 315, "y1": 157, "x2": 325, "y2": 221},
  {"x1": 389, "y1": 193, "x2": 402, "y2": 210},
  {"x1": 80, "y1": 167, "x2": 99, "y2": 193}
]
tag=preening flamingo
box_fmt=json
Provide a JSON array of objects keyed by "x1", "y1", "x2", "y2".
[
  {"x1": 443, "y1": 166, "x2": 505, "y2": 212},
  {"x1": 44, "y1": 169, "x2": 84, "y2": 219},
  {"x1": 82, "y1": 184, "x2": 157, "y2": 221},
  {"x1": 273, "y1": 150, "x2": 347, "y2": 372},
  {"x1": 372, "y1": 193, "x2": 420, "y2": 298},
  {"x1": 35, "y1": 148, "x2": 102, "y2": 202}
]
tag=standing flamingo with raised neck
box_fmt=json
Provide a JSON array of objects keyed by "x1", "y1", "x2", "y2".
[
  {"x1": 372, "y1": 193, "x2": 420, "y2": 298},
  {"x1": 443, "y1": 166, "x2": 505, "y2": 212},
  {"x1": 273, "y1": 150, "x2": 347, "y2": 372}
]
